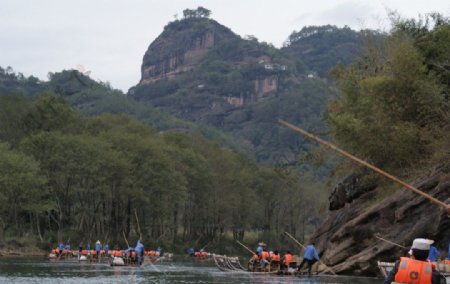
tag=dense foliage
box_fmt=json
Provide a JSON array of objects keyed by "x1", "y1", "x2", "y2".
[
  {"x1": 0, "y1": 93, "x2": 324, "y2": 251},
  {"x1": 327, "y1": 14, "x2": 450, "y2": 173},
  {"x1": 283, "y1": 25, "x2": 385, "y2": 77}
]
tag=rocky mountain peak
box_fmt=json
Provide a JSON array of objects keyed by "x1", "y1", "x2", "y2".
[{"x1": 140, "y1": 17, "x2": 238, "y2": 85}]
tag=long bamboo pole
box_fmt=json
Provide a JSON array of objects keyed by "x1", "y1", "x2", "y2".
[
  {"x1": 235, "y1": 240, "x2": 256, "y2": 256},
  {"x1": 134, "y1": 209, "x2": 142, "y2": 240},
  {"x1": 284, "y1": 232, "x2": 336, "y2": 275},
  {"x1": 278, "y1": 119, "x2": 448, "y2": 209},
  {"x1": 122, "y1": 231, "x2": 130, "y2": 248},
  {"x1": 375, "y1": 235, "x2": 405, "y2": 249}
]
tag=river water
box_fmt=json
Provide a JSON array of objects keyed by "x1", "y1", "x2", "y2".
[{"x1": 0, "y1": 257, "x2": 383, "y2": 283}]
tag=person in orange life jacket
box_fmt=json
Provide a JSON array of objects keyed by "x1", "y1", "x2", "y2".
[
  {"x1": 260, "y1": 248, "x2": 270, "y2": 267},
  {"x1": 249, "y1": 251, "x2": 260, "y2": 269},
  {"x1": 271, "y1": 250, "x2": 280, "y2": 262},
  {"x1": 383, "y1": 238, "x2": 446, "y2": 284},
  {"x1": 282, "y1": 250, "x2": 293, "y2": 270},
  {"x1": 298, "y1": 243, "x2": 320, "y2": 276}
]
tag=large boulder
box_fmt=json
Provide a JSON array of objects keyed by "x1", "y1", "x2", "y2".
[{"x1": 312, "y1": 164, "x2": 450, "y2": 276}]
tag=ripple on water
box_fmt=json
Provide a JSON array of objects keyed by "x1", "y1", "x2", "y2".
[{"x1": 0, "y1": 257, "x2": 384, "y2": 284}]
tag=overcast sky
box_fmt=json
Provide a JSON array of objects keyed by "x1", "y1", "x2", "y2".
[{"x1": 1, "y1": 0, "x2": 449, "y2": 92}]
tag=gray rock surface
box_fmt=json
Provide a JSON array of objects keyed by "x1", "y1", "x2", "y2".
[{"x1": 312, "y1": 165, "x2": 450, "y2": 276}]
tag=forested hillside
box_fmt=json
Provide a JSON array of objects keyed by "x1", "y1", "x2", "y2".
[
  {"x1": 131, "y1": 8, "x2": 336, "y2": 166},
  {"x1": 0, "y1": 93, "x2": 326, "y2": 251},
  {"x1": 283, "y1": 25, "x2": 385, "y2": 77}
]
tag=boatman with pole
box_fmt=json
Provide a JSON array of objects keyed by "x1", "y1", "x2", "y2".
[{"x1": 297, "y1": 243, "x2": 320, "y2": 276}]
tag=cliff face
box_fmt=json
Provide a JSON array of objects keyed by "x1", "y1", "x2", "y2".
[
  {"x1": 141, "y1": 31, "x2": 215, "y2": 84},
  {"x1": 311, "y1": 165, "x2": 450, "y2": 276},
  {"x1": 140, "y1": 18, "x2": 237, "y2": 85},
  {"x1": 138, "y1": 17, "x2": 284, "y2": 104}
]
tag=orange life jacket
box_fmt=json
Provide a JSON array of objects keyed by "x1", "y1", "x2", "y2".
[
  {"x1": 81, "y1": 250, "x2": 88, "y2": 255},
  {"x1": 194, "y1": 252, "x2": 200, "y2": 256},
  {"x1": 91, "y1": 250, "x2": 97, "y2": 255},
  {"x1": 283, "y1": 254, "x2": 293, "y2": 265},
  {"x1": 261, "y1": 251, "x2": 269, "y2": 259},
  {"x1": 252, "y1": 254, "x2": 259, "y2": 261},
  {"x1": 271, "y1": 254, "x2": 280, "y2": 261},
  {"x1": 445, "y1": 260, "x2": 450, "y2": 265},
  {"x1": 114, "y1": 251, "x2": 122, "y2": 257},
  {"x1": 200, "y1": 251, "x2": 207, "y2": 256},
  {"x1": 131, "y1": 251, "x2": 136, "y2": 258},
  {"x1": 394, "y1": 257, "x2": 432, "y2": 284}
]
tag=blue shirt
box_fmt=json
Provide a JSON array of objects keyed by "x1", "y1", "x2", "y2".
[
  {"x1": 104, "y1": 245, "x2": 109, "y2": 252},
  {"x1": 95, "y1": 243, "x2": 102, "y2": 251},
  {"x1": 428, "y1": 246, "x2": 440, "y2": 262},
  {"x1": 86, "y1": 244, "x2": 91, "y2": 250},
  {"x1": 58, "y1": 243, "x2": 64, "y2": 250},
  {"x1": 303, "y1": 245, "x2": 320, "y2": 261},
  {"x1": 65, "y1": 244, "x2": 71, "y2": 250},
  {"x1": 135, "y1": 241, "x2": 144, "y2": 254},
  {"x1": 188, "y1": 248, "x2": 194, "y2": 255},
  {"x1": 256, "y1": 246, "x2": 263, "y2": 255}
]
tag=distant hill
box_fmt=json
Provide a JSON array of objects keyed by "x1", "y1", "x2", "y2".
[
  {"x1": 130, "y1": 13, "x2": 337, "y2": 166},
  {"x1": 0, "y1": 15, "x2": 377, "y2": 167}
]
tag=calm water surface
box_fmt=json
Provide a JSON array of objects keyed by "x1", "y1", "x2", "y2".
[{"x1": 0, "y1": 257, "x2": 383, "y2": 283}]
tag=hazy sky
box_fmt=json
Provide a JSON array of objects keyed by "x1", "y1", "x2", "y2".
[{"x1": 1, "y1": 0, "x2": 449, "y2": 92}]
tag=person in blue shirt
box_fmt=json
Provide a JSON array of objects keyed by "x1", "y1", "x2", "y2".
[
  {"x1": 95, "y1": 240, "x2": 102, "y2": 259},
  {"x1": 428, "y1": 245, "x2": 440, "y2": 262},
  {"x1": 104, "y1": 244, "x2": 109, "y2": 257},
  {"x1": 86, "y1": 243, "x2": 91, "y2": 251},
  {"x1": 188, "y1": 247, "x2": 195, "y2": 257},
  {"x1": 58, "y1": 243, "x2": 64, "y2": 255},
  {"x1": 297, "y1": 243, "x2": 320, "y2": 276},
  {"x1": 134, "y1": 240, "x2": 144, "y2": 265},
  {"x1": 65, "y1": 243, "x2": 71, "y2": 250},
  {"x1": 256, "y1": 242, "x2": 265, "y2": 256}
]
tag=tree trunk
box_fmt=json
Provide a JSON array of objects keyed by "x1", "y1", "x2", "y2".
[{"x1": 36, "y1": 213, "x2": 43, "y2": 243}]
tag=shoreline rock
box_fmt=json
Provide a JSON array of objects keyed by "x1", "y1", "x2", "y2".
[{"x1": 311, "y1": 164, "x2": 450, "y2": 276}]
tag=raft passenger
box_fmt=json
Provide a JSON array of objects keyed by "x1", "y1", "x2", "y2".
[
  {"x1": 383, "y1": 238, "x2": 446, "y2": 284},
  {"x1": 282, "y1": 250, "x2": 293, "y2": 270},
  {"x1": 428, "y1": 244, "x2": 440, "y2": 262}
]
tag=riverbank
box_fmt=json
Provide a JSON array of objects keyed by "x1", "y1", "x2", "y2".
[{"x1": 0, "y1": 240, "x2": 46, "y2": 257}]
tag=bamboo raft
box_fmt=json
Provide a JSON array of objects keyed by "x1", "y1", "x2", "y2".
[{"x1": 212, "y1": 254, "x2": 321, "y2": 276}]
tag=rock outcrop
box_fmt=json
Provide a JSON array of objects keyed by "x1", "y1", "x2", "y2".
[
  {"x1": 140, "y1": 18, "x2": 237, "y2": 85},
  {"x1": 311, "y1": 164, "x2": 450, "y2": 276}
]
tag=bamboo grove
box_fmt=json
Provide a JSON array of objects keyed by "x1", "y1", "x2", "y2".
[{"x1": 0, "y1": 94, "x2": 320, "y2": 247}]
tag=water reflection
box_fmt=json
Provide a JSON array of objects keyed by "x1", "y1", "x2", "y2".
[{"x1": 0, "y1": 257, "x2": 382, "y2": 283}]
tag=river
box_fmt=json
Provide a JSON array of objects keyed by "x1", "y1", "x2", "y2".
[{"x1": 0, "y1": 257, "x2": 383, "y2": 283}]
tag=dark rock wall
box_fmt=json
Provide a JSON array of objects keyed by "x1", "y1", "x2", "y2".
[{"x1": 312, "y1": 165, "x2": 450, "y2": 276}]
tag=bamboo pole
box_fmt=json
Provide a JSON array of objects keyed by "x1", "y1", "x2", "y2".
[
  {"x1": 278, "y1": 119, "x2": 448, "y2": 209},
  {"x1": 122, "y1": 231, "x2": 130, "y2": 248},
  {"x1": 134, "y1": 209, "x2": 142, "y2": 240},
  {"x1": 284, "y1": 232, "x2": 336, "y2": 275},
  {"x1": 375, "y1": 235, "x2": 405, "y2": 249},
  {"x1": 235, "y1": 240, "x2": 256, "y2": 256}
]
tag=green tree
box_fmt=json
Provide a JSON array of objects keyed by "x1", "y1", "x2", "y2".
[{"x1": 0, "y1": 143, "x2": 47, "y2": 242}]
